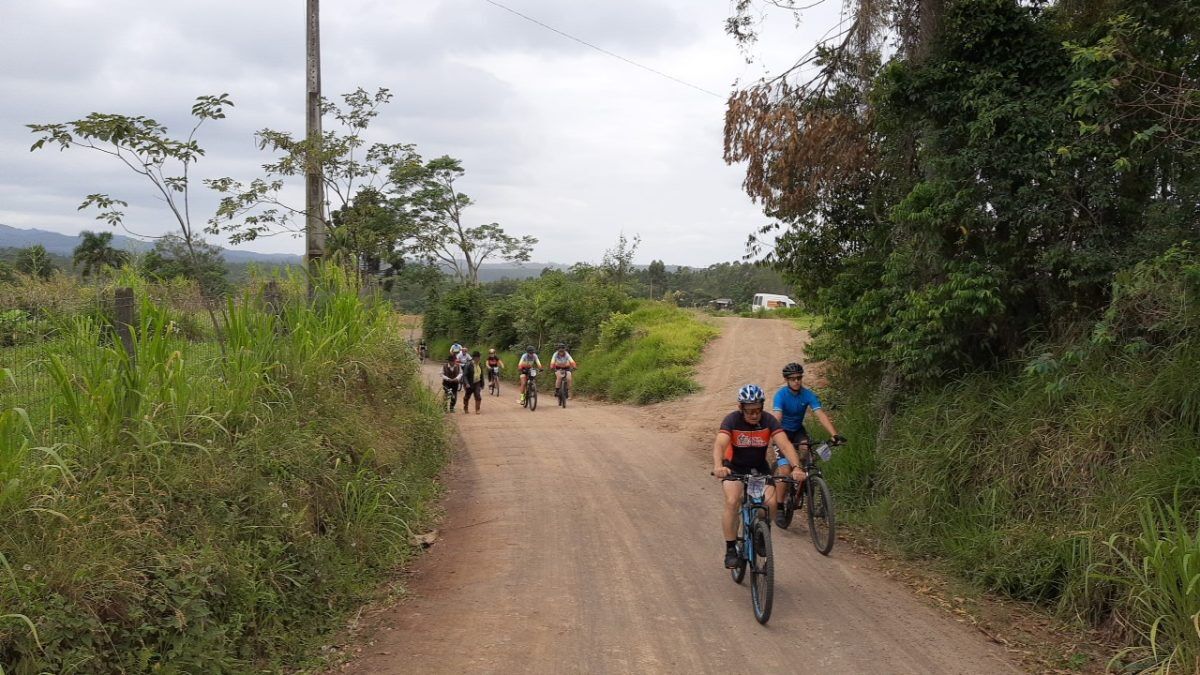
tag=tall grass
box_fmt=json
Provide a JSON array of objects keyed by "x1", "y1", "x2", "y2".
[
  {"x1": 575, "y1": 303, "x2": 718, "y2": 404},
  {"x1": 1099, "y1": 498, "x2": 1200, "y2": 673},
  {"x1": 0, "y1": 267, "x2": 448, "y2": 672}
]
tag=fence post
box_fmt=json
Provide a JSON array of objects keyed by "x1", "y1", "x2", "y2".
[{"x1": 113, "y1": 287, "x2": 136, "y2": 364}]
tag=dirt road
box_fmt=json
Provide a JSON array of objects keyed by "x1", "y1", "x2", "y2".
[{"x1": 338, "y1": 318, "x2": 1019, "y2": 674}]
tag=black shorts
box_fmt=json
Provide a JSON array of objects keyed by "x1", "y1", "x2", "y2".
[
  {"x1": 724, "y1": 459, "x2": 772, "y2": 477},
  {"x1": 773, "y1": 427, "x2": 809, "y2": 468}
]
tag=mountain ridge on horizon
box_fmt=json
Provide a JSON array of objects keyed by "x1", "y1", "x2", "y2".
[{"x1": 0, "y1": 223, "x2": 301, "y2": 264}]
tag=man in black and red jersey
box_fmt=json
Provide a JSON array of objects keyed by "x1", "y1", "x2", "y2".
[{"x1": 712, "y1": 384, "x2": 806, "y2": 568}]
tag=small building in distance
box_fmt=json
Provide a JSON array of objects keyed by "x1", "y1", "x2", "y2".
[{"x1": 709, "y1": 298, "x2": 734, "y2": 311}]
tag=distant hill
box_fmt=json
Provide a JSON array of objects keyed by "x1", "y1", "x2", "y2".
[{"x1": 0, "y1": 224, "x2": 301, "y2": 264}]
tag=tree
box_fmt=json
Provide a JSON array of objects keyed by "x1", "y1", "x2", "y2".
[
  {"x1": 600, "y1": 232, "x2": 641, "y2": 287},
  {"x1": 28, "y1": 95, "x2": 233, "y2": 274},
  {"x1": 208, "y1": 87, "x2": 416, "y2": 246},
  {"x1": 0, "y1": 261, "x2": 15, "y2": 284},
  {"x1": 646, "y1": 259, "x2": 667, "y2": 299},
  {"x1": 391, "y1": 154, "x2": 537, "y2": 285},
  {"x1": 327, "y1": 187, "x2": 411, "y2": 278},
  {"x1": 141, "y1": 234, "x2": 228, "y2": 297},
  {"x1": 72, "y1": 230, "x2": 130, "y2": 279},
  {"x1": 14, "y1": 245, "x2": 56, "y2": 280}
]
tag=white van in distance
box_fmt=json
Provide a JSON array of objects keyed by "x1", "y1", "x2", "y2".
[{"x1": 751, "y1": 293, "x2": 797, "y2": 311}]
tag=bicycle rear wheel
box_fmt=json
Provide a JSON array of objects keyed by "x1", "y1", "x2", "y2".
[
  {"x1": 806, "y1": 476, "x2": 837, "y2": 555},
  {"x1": 750, "y1": 518, "x2": 774, "y2": 624}
]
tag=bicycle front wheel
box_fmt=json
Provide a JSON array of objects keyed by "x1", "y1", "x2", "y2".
[
  {"x1": 806, "y1": 476, "x2": 837, "y2": 555},
  {"x1": 750, "y1": 519, "x2": 774, "y2": 624},
  {"x1": 529, "y1": 386, "x2": 538, "y2": 411}
]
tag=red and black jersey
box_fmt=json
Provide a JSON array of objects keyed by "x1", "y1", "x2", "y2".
[{"x1": 718, "y1": 410, "x2": 784, "y2": 468}]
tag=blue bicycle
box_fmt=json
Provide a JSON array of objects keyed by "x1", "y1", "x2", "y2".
[{"x1": 721, "y1": 471, "x2": 795, "y2": 624}]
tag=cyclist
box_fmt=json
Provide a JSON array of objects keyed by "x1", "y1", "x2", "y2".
[
  {"x1": 713, "y1": 384, "x2": 805, "y2": 568},
  {"x1": 485, "y1": 349, "x2": 504, "y2": 389},
  {"x1": 517, "y1": 345, "x2": 541, "y2": 406},
  {"x1": 460, "y1": 351, "x2": 478, "y2": 414},
  {"x1": 441, "y1": 354, "x2": 463, "y2": 412},
  {"x1": 463, "y1": 350, "x2": 484, "y2": 414},
  {"x1": 417, "y1": 338, "x2": 428, "y2": 360},
  {"x1": 771, "y1": 362, "x2": 844, "y2": 523},
  {"x1": 550, "y1": 343, "x2": 577, "y2": 398}
]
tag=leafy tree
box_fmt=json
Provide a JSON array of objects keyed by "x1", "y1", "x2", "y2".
[
  {"x1": 327, "y1": 187, "x2": 411, "y2": 278},
  {"x1": 600, "y1": 232, "x2": 640, "y2": 287},
  {"x1": 28, "y1": 94, "x2": 233, "y2": 279},
  {"x1": 208, "y1": 87, "x2": 416, "y2": 245},
  {"x1": 646, "y1": 259, "x2": 667, "y2": 299},
  {"x1": 72, "y1": 230, "x2": 130, "y2": 279},
  {"x1": 14, "y1": 245, "x2": 56, "y2": 280},
  {"x1": 391, "y1": 154, "x2": 537, "y2": 285},
  {"x1": 0, "y1": 261, "x2": 15, "y2": 284},
  {"x1": 141, "y1": 234, "x2": 228, "y2": 296}
]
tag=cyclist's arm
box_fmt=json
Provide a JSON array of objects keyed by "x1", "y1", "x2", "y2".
[
  {"x1": 713, "y1": 432, "x2": 732, "y2": 477},
  {"x1": 813, "y1": 408, "x2": 838, "y2": 438}
]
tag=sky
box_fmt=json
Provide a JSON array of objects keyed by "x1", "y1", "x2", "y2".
[{"x1": 0, "y1": 0, "x2": 846, "y2": 267}]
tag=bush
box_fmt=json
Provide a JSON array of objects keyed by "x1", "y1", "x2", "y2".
[{"x1": 576, "y1": 303, "x2": 717, "y2": 404}]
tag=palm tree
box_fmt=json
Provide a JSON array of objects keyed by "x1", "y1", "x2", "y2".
[{"x1": 72, "y1": 230, "x2": 130, "y2": 279}]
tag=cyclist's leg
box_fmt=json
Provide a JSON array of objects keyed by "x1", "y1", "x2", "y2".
[{"x1": 722, "y1": 480, "x2": 743, "y2": 541}]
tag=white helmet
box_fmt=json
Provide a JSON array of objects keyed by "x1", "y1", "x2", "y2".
[{"x1": 450, "y1": 343, "x2": 462, "y2": 354}]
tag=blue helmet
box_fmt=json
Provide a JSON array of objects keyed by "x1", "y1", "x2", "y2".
[{"x1": 737, "y1": 384, "x2": 765, "y2": 404}]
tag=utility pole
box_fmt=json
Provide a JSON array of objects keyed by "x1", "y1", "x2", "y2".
[{"x1": 305, "y1": 0, "x2": 326, "y2": 290}]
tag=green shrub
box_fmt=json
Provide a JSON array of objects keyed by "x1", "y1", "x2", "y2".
[{"x1": 576, "y1": 303, "x2": 717, "y2": 404}]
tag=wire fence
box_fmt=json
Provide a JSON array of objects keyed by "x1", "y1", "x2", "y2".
[{"x1": 0, "y1": 281, "x2": 238, "y2": 416}]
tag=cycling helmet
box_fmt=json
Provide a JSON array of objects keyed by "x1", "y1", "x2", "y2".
[
  {"x1": 525, "y1": 345, "x2": 536, "y2": 354},
  {"x1": 737, "y1": 384, "x2": 766, "y2": 404},
  {"x1": 450, "y1": 343, "x2": 462, "y2": 354},
  {"x1": 556, "y1": 343, "x2": 567, "y2": 350},
  {"x1": 488, "y1": 348, "x2": 496, "y2": 354},
  {"x1": 782, "y1": 362, "x2": 804, "y2": 378}
]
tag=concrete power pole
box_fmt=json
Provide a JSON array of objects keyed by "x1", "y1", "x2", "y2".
[{"x1": 305, "y1": 0, "x2": 326, "y2": 288}]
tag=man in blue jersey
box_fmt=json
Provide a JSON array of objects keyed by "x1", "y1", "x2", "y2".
[{"x1": 771, "y1": 362, "x2": 844, "y2": 525}]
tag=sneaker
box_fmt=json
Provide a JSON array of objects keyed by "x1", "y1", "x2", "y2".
[{"x1": 724, "y1": 547, "x2": 740, "y2": 569}]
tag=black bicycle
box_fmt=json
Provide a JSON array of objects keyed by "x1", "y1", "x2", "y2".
[
  {"x1": 522, "y1": 367, "x2": 539, "y2": 411},
  {"x1": 555, "y1": 368, "x2": 572, "y2": 407},
  {"x1": 418, "y1": 343, "x2": 429, "y2": 361},
  {"x1": 442, "y1": 382, "x2": 457, "y2": 413},
  {"x1": 488, "y1": 366, "x2": 501, "y2": 396},
  {"x1": 775, "y1": 438, "x2": 843, "y2": 555},
  {"x1": 718, "y1": 472, "x2": 796, "y2": 624}
]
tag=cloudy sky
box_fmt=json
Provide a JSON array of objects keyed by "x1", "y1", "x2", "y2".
[{"x1": 0, "y1": 0, "x2": 844, "y2": 267}]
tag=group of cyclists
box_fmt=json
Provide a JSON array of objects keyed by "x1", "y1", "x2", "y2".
[
  {"x1": 713, "y1": 362, "x2": 844, "y2": 569},
  {"x1": 428, "y1": 335, "x2": 844, "y2": 574},
  {"x1": 437, "y1": 341, "x2": 577, "y2": 412}
]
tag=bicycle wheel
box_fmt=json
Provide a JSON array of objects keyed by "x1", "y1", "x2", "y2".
[
  {"x1": 730, "y1": 517, "x2": 747, "y2": 584},
  {"x1": 529, "y1": 385, "x2": 538, "y2": 411},
  {"x1": 777, "y1": 482, "x2": 796, "y2": 529},
  {"x1": 557, "y1": 381, "x2": 567, "y2": 407},
  {"x1": 749, "y1": 518, "x2": 774, "y2": 624},
  {"x1": 806, "y1": 476, "x2": 837, "y2": 555}
]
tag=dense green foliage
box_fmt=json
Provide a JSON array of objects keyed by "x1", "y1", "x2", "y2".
[
  {"x1": 575, "y1": 304, "x2": 719, "y2": 404},
  {"x1": 822, "y1": 246, "x2": 1200, "y2": 671},
  {"x1": 750, "y1": 0, "x2": 1199, "y2": 382},
  {"x1": 424, "y1": 268, "x2": 632, "y2": 352},
  {"x1": 730, "y1": 0, "x2": 1200, "y2": 668},
  {"x1": 0, "y1": 269, "x2": 447, "y2": 671}
]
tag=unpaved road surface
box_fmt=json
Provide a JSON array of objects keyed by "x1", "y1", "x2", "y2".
[{"x1": 338, "y1": 318, "x2": 1020, "y2": 674}]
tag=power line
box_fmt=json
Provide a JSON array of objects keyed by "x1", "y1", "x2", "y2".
[{"x1": 481, "y1": 0, "x2": 725, "y2": 99}]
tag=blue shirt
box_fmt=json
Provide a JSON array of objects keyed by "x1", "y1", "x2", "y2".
[{"x1": 772, "y1": 386, "x2": 822, "y2": 432}]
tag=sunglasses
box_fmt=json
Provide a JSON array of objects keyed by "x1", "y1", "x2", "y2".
[
  {"x1": 786, "y1": 376, "x2": 803, "y2": 382},
  {"x1": 741, "y1": 406, "x2": 764, "y2": 415}
]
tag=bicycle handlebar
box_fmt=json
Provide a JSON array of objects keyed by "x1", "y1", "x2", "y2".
[{"x1": 711, "y1": 472, "x2": 799, "y2": 484}]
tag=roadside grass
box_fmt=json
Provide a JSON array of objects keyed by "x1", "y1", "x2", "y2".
[
  {"x1": 819, "y1": 339, "x2": 1200, "y2": 672},
  {"x1": 0, "y1": 269, "x2": 449, "y2": 672},
  {"x1": 575, "y1": 302, "x2": 718, "y2": 404}
]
